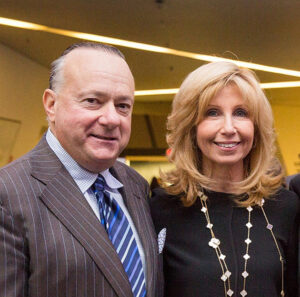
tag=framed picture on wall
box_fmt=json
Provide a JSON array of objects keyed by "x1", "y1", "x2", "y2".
[{"x1": 0, "y1": 117, "x2": 21, "y2": 167}]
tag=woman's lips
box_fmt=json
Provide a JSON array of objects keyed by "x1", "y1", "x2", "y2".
[{"x1": 214, "y1": 142, "x2": 240, "y2": 148}]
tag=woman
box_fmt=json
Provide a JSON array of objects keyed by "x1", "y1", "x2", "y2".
[{"x1": 150, "y1": 61, "x2": 299, "y2": 297}]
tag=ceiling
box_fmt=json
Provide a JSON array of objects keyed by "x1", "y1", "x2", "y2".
[{"x1": 0, "y1": 0, "x2": 300, "y2": 155}]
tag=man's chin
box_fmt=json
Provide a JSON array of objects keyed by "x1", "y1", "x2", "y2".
[
  {"x1": 82, "y1": 159, "x2": 116, "y2": 173},
  {"x1": 86, "y1": 151, "x2": 119, "y2": 172}
]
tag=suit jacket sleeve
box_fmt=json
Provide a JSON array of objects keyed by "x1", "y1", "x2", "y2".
[
  {"x1": 288, "y1": 174, "x2": 300, "y2": 296},
  {"x1": 289, "y1": 174, "x2": 300, "y2": 197},
  {"x1": 0, "y1": 165, "x2": 29, "y2": 297}
]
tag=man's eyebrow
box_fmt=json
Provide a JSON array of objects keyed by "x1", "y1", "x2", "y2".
[
  {"x1": 116, "y1": 95, "x2": 134, "y2": 102},
  {"x1": 78, "y1": 91, "x2": 106, "y2": 97},
  {"x1": 78, "y1": 91, "x2": 134, "y2": 102}
]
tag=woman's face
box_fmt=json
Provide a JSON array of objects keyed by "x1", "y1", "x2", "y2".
[{"x1": 196, "y1": 84, "x2": 254, "y2": 176}]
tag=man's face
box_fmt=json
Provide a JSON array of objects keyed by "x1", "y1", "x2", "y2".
[{"x1": 44, "y1": 49, "x2": 135, "y2": 172}]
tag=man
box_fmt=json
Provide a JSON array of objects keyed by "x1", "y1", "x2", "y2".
[
  {"x1": 289, "y1": 174, "x2": 300, "y2": 197},
  {"x1": 0, "y1": 42, "x2": 163, "y2": 297},
  {"x1": 288, "y1": 173, "x2": 300, "y2": 297}
]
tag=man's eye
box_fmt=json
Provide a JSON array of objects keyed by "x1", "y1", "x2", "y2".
[
  {"x1": 117, "y1": 103, "x2": 131, "y2": 113},
  {"x1": 205, "y1": 109, "x2": 219, "y2": 117},
  {"x1": 85, "y1": 98, "x2": 98, "y2": 104},
  {"x1": 234, "y1": 108, "x2": 248, "y2": 117}
]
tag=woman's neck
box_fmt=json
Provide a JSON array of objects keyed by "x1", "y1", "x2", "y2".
[{"x1": 203, "y1": 162, "x2": 244, "y2": 193}]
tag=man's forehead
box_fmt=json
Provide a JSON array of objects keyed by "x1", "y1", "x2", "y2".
[
  {"x1": 58, "y1": 48, "x2": 135, "y2": 94},
  {"x1": 64, "y1": 48, "x2": 122, "y2": 68},
  {"x1": 63, "y1": 48, "x2": 133, "y2": 79},
  {"x1": 65, "y1": 47, "x2": 109, "y2": 59}
]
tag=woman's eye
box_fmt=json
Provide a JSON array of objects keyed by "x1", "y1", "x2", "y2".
[
  {"x1": 205, "y1": 109, "x2": 219, "y2": 117},
  {"x1": 234, "y1": 108, "x2": 248, "y2": 117}
]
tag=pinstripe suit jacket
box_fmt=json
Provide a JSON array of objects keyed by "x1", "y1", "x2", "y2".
[{"x1": 0, "y1": 137, "x2": 163, "y2": 297}]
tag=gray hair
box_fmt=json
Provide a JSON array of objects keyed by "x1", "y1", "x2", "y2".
[{"x1": 49, "y1": 42, "x2": 125, "y2": 92}]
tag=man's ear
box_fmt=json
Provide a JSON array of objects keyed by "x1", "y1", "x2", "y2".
[{"x1": 43, "y1": 89, "x2": 57, "y2": 123}]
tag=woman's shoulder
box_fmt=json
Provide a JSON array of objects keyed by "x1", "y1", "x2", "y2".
[
  {"x1": 150, "y1": 187, "x2": 180, "y2": 204},
  {"x1": 266, "y1": 187, "x2": 299, "y2": 215},
  {"x1": 149, "y1": 187, "x2": 186, "y2": 232},
  {"x1": 273, "y1": 187, "x2": 299, "y2": 204},
  {"x1": 149, "y1": 187, "x2": 183, "y2": 214}
]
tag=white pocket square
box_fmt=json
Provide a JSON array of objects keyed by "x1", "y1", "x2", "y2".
[{"x1": 158, "y1": 228, "x2": 167, "y2": 254}]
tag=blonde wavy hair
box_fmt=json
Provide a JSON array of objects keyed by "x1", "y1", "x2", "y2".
[{"x1": 162, "y1": 61, "x2": 284, "y2": 207}]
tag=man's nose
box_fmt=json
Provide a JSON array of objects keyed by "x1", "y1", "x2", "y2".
[{"x1": 98, "y1": 102, "x2": 121, "y2": 128}]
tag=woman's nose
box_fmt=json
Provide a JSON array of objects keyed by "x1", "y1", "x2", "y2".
[{"x1": 221, "y1": 115, "x2": 236, "y2": 135}]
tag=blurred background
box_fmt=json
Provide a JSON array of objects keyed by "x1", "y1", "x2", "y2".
[{"x1": 0, "y1": 0, "x2": 300, "y2": 182}]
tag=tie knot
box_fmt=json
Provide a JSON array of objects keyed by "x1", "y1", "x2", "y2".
[{"x1": 93, "y1": 175, "x2": 107, "y2": 193}]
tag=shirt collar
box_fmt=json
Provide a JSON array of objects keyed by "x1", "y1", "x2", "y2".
[{"x1": 46, "y1": 129, "x2": 123, "y2": 193}]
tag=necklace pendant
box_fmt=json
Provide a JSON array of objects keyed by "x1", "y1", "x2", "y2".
[
  {"x1": 243, "y1": 253, "x2": 250, "y2": 260},
  {"x1": 241, "y1": 271, "x2": 249, "y2": 278},
  {"x1": 246, "y1": 222, "x2": 253, "y2": 229},
  {"x1": 244, "y1": 238, "x2": 251, "y2": 245},
  {"x1": 240, "y1": 289, "x2": 247, "y2": 296},
  {"x1": 227, "y1": 289, "x2": 234, "y2": 296},
  {"x1": 206, "y1": 223, "x2": 213, "y2": 229},
  {"x1": 201, "y1": 206, "x2": 207, "y2": 213},
  {"x1": 219, "y1": 254, "x2": 226, "y2": 260},
  {"x1": 208, "y1": 238, "x2": 220, "y2": 249},
  {"x1": 221, "y1": 274, "x2": 227, "y2": 281},
  {"x1": 221, "y1": 270, "x2": 231, "y2": 281}
]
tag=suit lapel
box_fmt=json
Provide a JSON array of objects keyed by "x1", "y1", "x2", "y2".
[
  {"x1": 30, "y1": 138, "x2": 133, "y2": 297},
  {"x1": 110, "y1": 164, "x2": 158, "y2": 297}
]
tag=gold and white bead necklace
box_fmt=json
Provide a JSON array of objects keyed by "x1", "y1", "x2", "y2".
[{"x1": 198, "y1": 191, "x2": 285, "y2": 297}]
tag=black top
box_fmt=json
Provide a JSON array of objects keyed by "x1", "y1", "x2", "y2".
[{"x1": 150, "y1": 187, "x2": 299, "y2": 297}]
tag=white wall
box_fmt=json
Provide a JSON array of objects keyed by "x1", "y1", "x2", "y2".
[{"x1": 0, "y1": 43, "x2": 49, "y2": 162}]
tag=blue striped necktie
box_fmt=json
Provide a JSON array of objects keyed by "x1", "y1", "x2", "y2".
[{"x1": 92, "y1": 175, "x2": 146, "y2": 297}]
